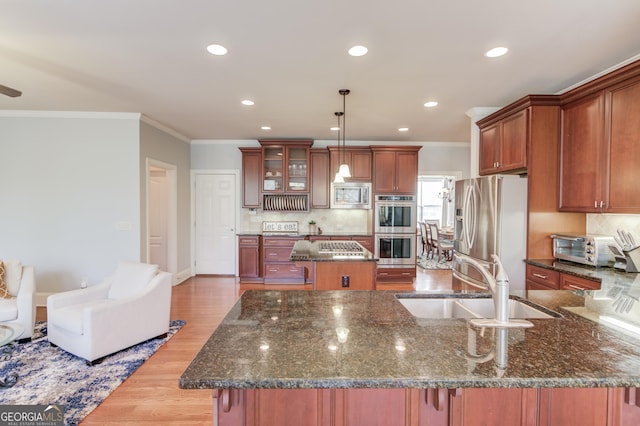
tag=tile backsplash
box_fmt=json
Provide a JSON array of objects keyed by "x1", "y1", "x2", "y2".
[
  {"x1": 241, "y1": 209, "x2": 372, "y2": 234},
  {"x1": 587, "y1": 214, "x2": 640, "y2": 239}
]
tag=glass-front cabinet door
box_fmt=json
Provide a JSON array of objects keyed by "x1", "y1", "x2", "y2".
[{"x1": 260, "y1": 140, "x2": 312, "y2": 193}]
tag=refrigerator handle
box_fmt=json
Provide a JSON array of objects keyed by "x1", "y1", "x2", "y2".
[{"x1": 463, "y1": 184, "x2": 477, "y2": 248}]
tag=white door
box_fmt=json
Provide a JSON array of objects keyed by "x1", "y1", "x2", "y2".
[
  {"x1": 149, "y1": 169, "x2": 169, "y2": 271},
  {"x1": 195, "y1": 173, "x2": 236, "y2": 274}
]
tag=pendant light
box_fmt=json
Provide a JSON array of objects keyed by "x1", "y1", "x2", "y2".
[
  {"x1": 338, "y1": 89, "x2": 352, "y2": 178},
  {"x1": 333, "y1": 111, "x2": 345, "y2": 183}
]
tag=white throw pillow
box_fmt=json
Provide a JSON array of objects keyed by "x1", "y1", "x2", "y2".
[
  {"x1": 107, "y1": 261, "x2": 159, "y2": 300},
  {"x1": 3, "y1": 260, "x2": 23, "y2": 296}
]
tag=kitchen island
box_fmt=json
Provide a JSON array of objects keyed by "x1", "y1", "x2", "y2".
[
  {"x1": 180, "y1": 289, "x2": 640, "y2": 425},
  {"x1": 289, "y1": 239, "x2": 377, "y2": 290}
]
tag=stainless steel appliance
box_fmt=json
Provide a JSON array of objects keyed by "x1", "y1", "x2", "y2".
[
  {"x1": 331, "y1": 182, "x2": 372, "y2": 209},
  {"x1": 374, "y1": 195, "x2": 417, "y2": 234},
  {"x1": 453, "y1": 175, "x2": 528, "y2": 290},
  {"x1": 551, "y1": 233, "x2": 616, "y2": 267},
  {"x1": 374, "y1": 233, "x2": 416, "y2": 266}
]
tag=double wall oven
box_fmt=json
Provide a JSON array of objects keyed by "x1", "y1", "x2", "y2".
[{"x1": 374, "y1": 195, "x2": 417, "y2": 266}]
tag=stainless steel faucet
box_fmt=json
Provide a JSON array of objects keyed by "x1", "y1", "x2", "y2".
[{"x1": 455, "y1": 254, "x2": 533, "y2": 328}]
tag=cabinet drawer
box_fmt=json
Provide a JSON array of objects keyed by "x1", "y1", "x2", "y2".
[
  {"x1": 526, "y1": 265, "x2": 559, "y2": 289},
  {"x1": 376, "y1": 267, "x2": 416, "y2": 282},
  {"x1": 239, "y1": 236, "x2": 260, "y2": 246},
  {"x1": 264, "y1": 263, "x2": 304, "y2": 279},
  {"x1": 264, "y1": 247, "x2": 294, "y2": 261},
  {"x1": 352, "y1": 237, "x2": 374, "y2": 252},
  {"x1": 263, "y1": 237, "x2": 299, "y2": 248},
  {"x1": 560, "y1": 273, "x2": 601, "y2": 291}
]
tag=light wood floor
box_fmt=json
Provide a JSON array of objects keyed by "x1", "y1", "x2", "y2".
[{"x1": 68, "y1": 267, "x2": 452, "y2": 425}]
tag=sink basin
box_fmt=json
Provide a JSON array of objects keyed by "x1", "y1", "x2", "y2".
[{"x1": 396, "y1": 295, "x2": 560, "y2": 320}]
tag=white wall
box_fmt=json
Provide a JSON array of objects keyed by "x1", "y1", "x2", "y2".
[
  {"x1": 0, "y1": 113, "x2": 141, "y2": 293},
  {"x1": 140, "y1": 120, "x2": 191, "y2": 281}
]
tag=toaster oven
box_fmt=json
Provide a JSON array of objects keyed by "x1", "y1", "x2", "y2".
[{"x1": 551, "y1": 233, "x2": 616, "y2": 267}]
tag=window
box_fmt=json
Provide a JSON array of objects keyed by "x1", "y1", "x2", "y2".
[{"x1": 417, "y1": 175, "x2": 455, "y2": 228}]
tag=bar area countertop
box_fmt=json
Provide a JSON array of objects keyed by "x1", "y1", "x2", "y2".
[{"x1": 179, "y1": 289, "x2": 640, "y2": 390}]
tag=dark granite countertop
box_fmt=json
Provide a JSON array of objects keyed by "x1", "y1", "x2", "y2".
[
  {"x1": 179, "y1": 289, "x2": 640, "y2": 390},
  {"x1": 289, "y1": 240, "x2": 376, "y2": 262}
]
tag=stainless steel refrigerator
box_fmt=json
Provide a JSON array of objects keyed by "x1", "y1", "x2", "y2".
[{"x1": 452, "y1": 175, "x2": 528, "y2": 290}]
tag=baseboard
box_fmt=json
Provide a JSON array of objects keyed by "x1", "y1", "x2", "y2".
[{"x1": 174, "y1": 267, "x2": 192, "y2": 286}]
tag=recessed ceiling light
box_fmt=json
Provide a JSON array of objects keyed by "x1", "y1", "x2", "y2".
[
  {"x1": 206, "y1": 44, "x2": 228, "y2": 55},
  {"x1": 261, "y1": 126, "x2": 271, "y2": 130},
  {"x1": 398, "y1": 127, "x2": 409, "y2": 132},
  {"x1": 348, "y1": 45, "x2": 368, "y2": 57},
  {"x1": 485, "y1": 46, "x2": 508, "y2": 58},
  {"x1": 241, "y1": 99, "x2": 255, "y2": 106},
  {"x1": 424, "y1": 101, "x2": 438, "y2": 108},
  {"x1": 330, "y1": 127, "x2": 340, "y2": 131}
]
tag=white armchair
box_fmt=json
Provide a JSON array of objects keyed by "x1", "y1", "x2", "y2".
[
  {"x1": 47, "y1": 261, "x2": 172, "y2": 364},
  {"x1": 0, "y1": 261, "x2": 36, "y2": 341}
]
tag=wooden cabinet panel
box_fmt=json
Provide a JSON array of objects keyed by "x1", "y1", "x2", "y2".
[
  {"x1": 339, "y1": 389, "x2": 417, "y2": 425},
  {"x1": 240, "y1": 148, "x2": 262, "y2": 208},
  {"x1": 450, "y1": 388, "x2": 538, "y2": 426},
  {"x1": 526, "y1": 265, "x2": 559, "y2": 290},
  {"x1": 479, "y1": 123, "x2": 499, "y2": 175},
  {"x1": 238, "y1": 236, "x2": 261, "y2": 281},
  {"x1": 605, "y1": 75, "x2": 640, "y2": 212},
  {"x1": 263, "y1": 236, "x2": 305, "y2": 283},
  {"x1": 611, "y1": 387, "x2": 640, "y2": 425},
  {"x1": 352, "y1": 236, "x2": 373, "y2": 252},
  {"x1": 371, "y1": 147, "x2": 420, "y2": 194},
  {"x1": 246, "y1": 389, "x2": 325, "y2": 426},
  {"x1": 538, "y1": 387, "x2": 608, "y2": 426},
  {"x1": 559, "y1": 92, "x2": 605, "y2": 211},
  {"x1": 478, "y1": 109, "x2": 528, "y2": 175},
  {"x1": 329, "y1": 146, "x2": 372, "y2": 182},
  {"x1": 313, "y1": 261, "x2": 376, "y2": 290},
  {"x1": 559, "y1": 273, "x2": 600, "y2": 290},
  {"x1": 310, "y1": 148, "x2": 330, "y2": 208}
]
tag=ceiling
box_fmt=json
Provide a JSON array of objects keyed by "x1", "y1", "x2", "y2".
[{"x1": 2, "y1": 0, "x2": 640, "y2": 143}]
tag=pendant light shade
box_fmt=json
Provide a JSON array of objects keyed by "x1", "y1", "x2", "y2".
[
  {"x1": 338, "y1": 89, "x2": 351, "y2": 178},
  {"x1": 333, "y1": 111, "x2": 345, "y2": 183}
]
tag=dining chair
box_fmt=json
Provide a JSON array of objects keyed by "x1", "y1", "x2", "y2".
[{"x1": 428, "y1": 223, "x2": 453, "y2": 263}]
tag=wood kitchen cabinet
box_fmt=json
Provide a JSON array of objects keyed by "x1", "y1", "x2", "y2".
[
  {"x1": 477, "y1": 95, "x2": 585, "y2": 260},
  {"x1": 371, "y1": 146, "x2": 421, "y2": 194},
  {"x1": 559, "y1": 273, "x2": 600, "y2": 290},
  {"x1": 559, "y1": 61, "x2": 640, "y2": 213},
  {"x1": 262, "y1": 236, "x2": 305, "y2": 284},
  {"x1": 240, "y1": 148, "x2": 262, "y2": 208},
  {"x1": 478, "y1": 108, "x2": 528, "y2": 175},
  {"x1": 238, "y1": 236, "x2": 261, "y2": 282},
  {"x1": 328, "y1": 146, "x2": 372, "y2": 182},
  {"x1": 309, "y1": 147, "x2": 330, "y2": 209},
  {"x1": 260, "y1": 140, "x2": 313, "y2": 194},
  {"x1": 526, "y1": 264, "x2": 560, "y2": 290}
]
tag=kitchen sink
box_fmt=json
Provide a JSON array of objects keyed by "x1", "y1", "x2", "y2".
[{"x1": 396, "y1": 295, "x2": 560, "y2": 320}]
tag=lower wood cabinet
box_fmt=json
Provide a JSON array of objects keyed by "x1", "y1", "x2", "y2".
[
  {"x1": 263, "y1": 236, "x2": 305, "y2": 284},
  {"x1": 238, "y1": 236, "x2": 261, "y2": 282},
  {"x1": 213, "y1": 386, "x2": 640, "y2": 426},
  {"x1": 526, "y1": 265, "x2": 600, "y2": 291}
]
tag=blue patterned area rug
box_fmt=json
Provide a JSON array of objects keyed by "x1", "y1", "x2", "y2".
[{"x1": 0, "y1": 320, "x2": 185, "y2": 425}]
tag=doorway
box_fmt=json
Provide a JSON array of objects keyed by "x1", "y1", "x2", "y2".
[
  {"x1": 193, "y1": 171, "x2": 238, "y2": 275},
  {"x1": 146, "y1": 159, "x2": 177, "y2": 279}
]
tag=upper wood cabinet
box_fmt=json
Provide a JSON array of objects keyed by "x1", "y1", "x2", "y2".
[
  {"x1": 239, "y1": 147, "x2": 262, "y2": 208},
  {"x1": 260, "y1": 140, "x2": 313, "y2": 194},
  {"x1": 328, "y1": 146, "x2": 372, "y2": 181},
  {"x1": 559, "y1": 61, "x2": 640, "y2": 213},
  {"x1": 478, "y1": 108, "x2": 528, "y2": 175},
  {"x1": 371, "y1": 146, "x2": 421, "y2": 194},
  {"x1": 309, "y1": 148, "x2": 330, "y2": 209}
]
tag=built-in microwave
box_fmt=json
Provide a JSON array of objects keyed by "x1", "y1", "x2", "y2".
[
  {"x1": 374, "y1": 195, "x2": 417, "y2": 234},
  {"x1": 331, "y1": 182, "x2": 372, "y2": 209}
]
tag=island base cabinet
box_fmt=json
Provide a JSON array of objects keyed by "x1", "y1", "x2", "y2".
[
  {"x1": 213, "y1": 388, "x2": 445, "y2": 426},
  {"x1": 213, "y1": 387, "x2": 638, "y2": 426}
]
